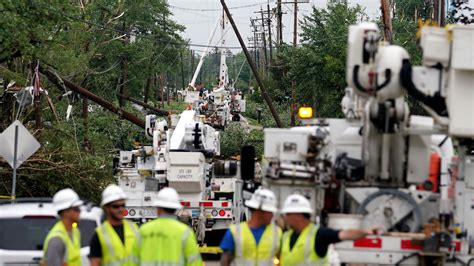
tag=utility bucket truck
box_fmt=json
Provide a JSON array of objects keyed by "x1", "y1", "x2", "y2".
[
  {"x1": 259, "y1": 22, "x2": 474, "y2": 265},
  {"x1": 114, "y1": 111, "x2": 244, "y2": 247}
]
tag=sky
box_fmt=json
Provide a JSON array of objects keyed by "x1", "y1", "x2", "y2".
[{"x1": 169, "y1": 0, "x2": 381, "y2": 52}]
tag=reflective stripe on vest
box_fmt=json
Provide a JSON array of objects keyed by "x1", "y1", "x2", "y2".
[
  {"x1": 280, "y1": 224, "x2": 328, "y2": 266},
  {"x1": 137, "y1": 218, "x2": 202, "y2": 266},
  {"x1": 42, "y1": 221, "x2": 81, "y2": 266},
  {"x1": 230, "y1": 222, "x2": 281, "y2": 266},
  {"x1": 97, "y1": 220, "x2": 140, "y2": 266}
]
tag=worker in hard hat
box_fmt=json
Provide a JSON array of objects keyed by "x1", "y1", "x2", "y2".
[
  {"x1": 89, "y1": 184, "x2": 140, "y2": 266},
  {"x1": 279, "y1": 194, "x2": 380, "y2": 266},
  {"x1": 42, "y1": 188, "x2": 83, "y2": 266},
  {"x1": 133, "y1": 187, "x2": 202, "y2": 266},
  {"x1": 220, "y1": 187, "x2": 282, "y2": 266}
]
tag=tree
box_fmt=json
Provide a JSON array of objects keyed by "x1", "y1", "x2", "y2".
[
  {"x1": 280, "y1": 3, "x2": 366, "y2": 118},
  {"x1": 0, "y1": 0, "x2": 190, "y2": 201}
]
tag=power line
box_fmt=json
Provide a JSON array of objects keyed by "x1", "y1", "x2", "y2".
[
  {"x1": 30, "y1": 1, "x2": 256, "y2": 50},
  {"x1": 169, "y1": 2, "x2": 271, "y2": 12}
]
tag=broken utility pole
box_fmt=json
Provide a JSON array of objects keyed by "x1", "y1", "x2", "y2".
[
  {"x1": 221, "y1": 0, "x2": 283, "y2": 128},
  {"x1": 40, "y1": 66, "x2": 146, "y2": 128}
]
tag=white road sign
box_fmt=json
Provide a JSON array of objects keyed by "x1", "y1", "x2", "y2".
[{"x1": 0, "y1": 120, "x2": 41, "y2": 169}]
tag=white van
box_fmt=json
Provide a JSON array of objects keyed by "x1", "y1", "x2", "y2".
[{"x1": 0, "y1": 198, "x2": 103, "y2": 266}]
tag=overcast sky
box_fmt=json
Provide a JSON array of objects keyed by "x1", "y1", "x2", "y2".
[{"x1": 169, "y1": 0, "x2": 380, "y2": 51}]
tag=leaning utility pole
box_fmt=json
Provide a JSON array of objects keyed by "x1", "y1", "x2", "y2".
[
  {"x1": 380, "y1": 0, "x2": 393, "y2": 43},
  {"x1": 40, "y1": 66, "x2": 146, "y2": 128},
  {"x1": 221, "y1": 0, "x2": 283, "y2": 128}
]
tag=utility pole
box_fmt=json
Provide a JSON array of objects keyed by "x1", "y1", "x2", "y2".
[
  {"x1": 261, "y1": 8, "x2": 268, "y2": 75},
  {"x1": 40, "y1": 66, "x2": 146, "y2": 128},
  {"x1": 180, "y1": 50, "x2": 185, "y2": 91},
  {"x1": 277, "y1": 0, "x2": 283, "y2": 48},
  {"x1": 380, "y1": 0, "x2": 393, "y2": 43},
  {"x1": 166, "y1": 74, "x2": 170, "y2": 106},
  {"x1": 433, "y1": 0, "x2": 446, "y2": 26},
  {"x1": 253, "y1": 19, "x2": 259, "y2": 70},
  {"x1": 160, "y1": 72, "x2": 165, "y2": 108},
  {"x1": 191, "y1": 50, "x2": 195, "y2": 81},
  {"x1": 267, "y1": 3, "x2": 273, "y2": 67},
  {"x1": 290, "y1": 1, "x2": 298, "y2": 126}
]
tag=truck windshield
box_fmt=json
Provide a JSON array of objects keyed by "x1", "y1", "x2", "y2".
[{"x1": 0, "y1": 217, "x2": 97, "y2": 250}]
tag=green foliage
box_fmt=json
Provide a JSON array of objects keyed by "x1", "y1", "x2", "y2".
[
  {"x1": 220, "y1": 123, "x2": 264, "y2": 159},
  {"x1": 276, "y1": 3, "x2": 366, "y2": 118},
  {"x1": 0, "y1": 0, "x2": 187, "y2": 201}
]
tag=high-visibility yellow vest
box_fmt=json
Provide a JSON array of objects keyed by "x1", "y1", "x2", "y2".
[
  {"x1": 42, "y1": 221, "x2": 81, "y2": 266},
  {"x1": 280, "y1": 223, "x2": 327, "y2": 266},
  {"x1": 96, "y1": 220, "x2": 140, "y2": 266},
  {"x1": 229, "y1": 222, "x2": 282, "y2": 266},
  {"x1": 133, "y1": 217, "x2": 202, "y2": 266}
]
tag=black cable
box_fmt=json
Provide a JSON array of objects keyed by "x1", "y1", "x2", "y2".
[{"x1": 169, "y1": 2, "x2": 269, "y2": 12}]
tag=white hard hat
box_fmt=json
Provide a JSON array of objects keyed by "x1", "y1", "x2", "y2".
[
  {"x1": 101, "y1": 184, "x2": 127, "y2": 206},
  {"x1": 53, "y1": 188, "x2": 83, "y2": 212},
  {"x1": 245, "y1": 187, "x2": 277, "y2": 213},
  {"x1": 153, "y1": 187, "x2": 182, "y2": 210},
  {"x1": 281, "y1": 194, "x2": 313, "y2": 214}
]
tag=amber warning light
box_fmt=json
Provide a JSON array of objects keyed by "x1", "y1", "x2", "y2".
[{"x1": 298, "y1": 106, "x2": 314, "y2": 119}]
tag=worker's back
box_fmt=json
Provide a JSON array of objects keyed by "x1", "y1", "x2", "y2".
[{"x1": 135, "y1": 217, "x2": 202, "y2": 266}]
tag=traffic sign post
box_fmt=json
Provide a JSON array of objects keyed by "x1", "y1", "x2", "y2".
[
  {"x1": 12, "y1": 125, "x2": 18, "y2": 199},
  {"x1": 0, "y1": 120, "x2": 41, "y2": 199}
]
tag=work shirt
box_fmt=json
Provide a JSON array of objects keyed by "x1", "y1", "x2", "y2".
[
  {"x1": 44, "y1": 237, "x2": 67, "y2": 266},
  {"x1": 133, "y1": 215, "x2": 202, "y2": 266},
  {"x1": 43, "y1": 221, "x2": 81, "y2": 266},
  {"x1": 288, "y1": 227, "x2": 340, "y2": 257},
  {"x1": 219, "y1": 224, "x2": 267, "y2": 252},
  {"x1": 89, "y1": 224, "x2": 125, "y2": 258}
]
